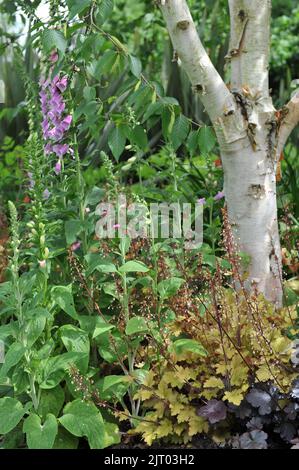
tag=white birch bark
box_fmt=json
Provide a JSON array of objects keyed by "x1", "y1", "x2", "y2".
[{"x1": 159, "y1": 0, "x2": 289, "y2": 307}]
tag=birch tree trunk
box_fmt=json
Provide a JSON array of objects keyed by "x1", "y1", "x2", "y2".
[{"x1": 159, "y1": 0, "x2": 299, "y2": 308}]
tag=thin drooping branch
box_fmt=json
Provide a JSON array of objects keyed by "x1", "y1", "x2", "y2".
[
  {"x1": 159, "y1": 0, "x2": 237, "y2": 123},
  {"x1": 228, "y1": 0, "x2": 271, "y2": 99},
  {"x1": 276, "y1": 92, "x2": 299, "y2": 159}
]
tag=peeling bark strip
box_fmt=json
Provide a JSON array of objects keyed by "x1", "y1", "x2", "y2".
[{"x1": 159, "y1": 0, "x2": 299, "y2": 308}]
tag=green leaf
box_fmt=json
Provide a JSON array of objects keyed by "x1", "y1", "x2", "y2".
[
  {"x1": 38, "y1": 386, "x2": 65, "y2": 419},
  {"x1": 0, "y1": 397, "x2": 26, "y2": 434},
  {"x1": 162, "y1": 107, "x2": 175, "y2": 138},
  {"x1": 119, "y1": 260, "x2": 149, "y2": 273},
  {"x1": 23, "y1": 413, "x2": 58, "y2": 449},
  {"x1": 52, "y1": 285, "x2": 78, "y2": 320},
  {"x1": 95, "y1": 50, "x2": 118, "y2": 76},
  {"x1": 92, "y1": 321, "x2": 114, "y2": 339},
  {"x1": 157, "y1": 277, "x2": 185, "y2": 300},
  {"x1": 0, "y1": 342, "x2": 25, "y2": 379},
  {"x1": 65, "y1": 219, "x2": 82, "y2": 245},
  {"x1": 129, "y1": 55, "x2": 142, "y2": 78},
  {"x1": 96, "y1": 0, "x2": 114, "y2": 25},
  {"x1": 128, "y1": 125, "x2": 148, "y2": 151},
  {"x1": 25, "y1": 314, "x2": 48, "y2": 348},
  {"x1": 42, "y1": 29, "x2": 67, "y2": 55},
  {"x1": 125, "y1": 316, "x2": 148, "y2": 335},
  {"x1": 186, "y1": 130, "x2": 199, "y2": 156},
  {"x1": 142, "y1": 102, "x2": 163, "y2": 122},
  {"x1": 85, "y1": 186, "x2": 105, "y2": 205},
  {"x1": 39, "y1": 352, "x2": 88, "y2": 389},
  {"x1": 108, "y1": 126, "x2": 126, "y2": 161},
  {"x1": 171, "y1": 114, "x2": 190, "y2": 151},
  {"x1": 98, "y1": 375, "x2": 130, "y2": 400},
  {"x1": 53, "y1": 427, "x2": 79, "y2": 449},
  {"x1": 59, "y1": 399, "x2": 108, "y2": 449},
  {"x1": 60, "y1": 325, "x2": 90, "y2": 354},
  {"x1": 171, "y1": 339, "x2": 208, "y2": 357},
  {"x1": 67, "y1": 0, "x2": 91, "y2": 19},
  {"x1": 198, "y1": 126, "x2": 216, "y2": 154},
  {"x1": 85, "y1": 254, "x2": 117, "y2": 276}
]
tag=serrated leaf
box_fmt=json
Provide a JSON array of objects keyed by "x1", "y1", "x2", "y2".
[
  {"x1": 42, "y1": 29, "x2": 67, "y2": 55},
  {"x1": 67, "y1": 0, "x2": 91, "y2": 19},
  {"x1": 108, "y1": 126, "x2": 126, "y2": 161},
  {"x1": 170, "y1": 114, "x2": 190, "y2": 151},
  {"x1": 198, "y1": 125, "x2": 216, "y2": 154},
  {"x1": 97, "y1": 0, "x2": 114, "y2": 25}
]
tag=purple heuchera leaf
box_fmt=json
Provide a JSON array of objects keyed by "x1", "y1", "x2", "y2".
[
  {"x1": 246, "y1": 388, "x2": 272, "y2": 415},
  {"x1": 238, "y1": 430, "x2": 268, "y2": 449},
  {"x1": 197, "y1": 400, "x2": 227, "y2": 424}
]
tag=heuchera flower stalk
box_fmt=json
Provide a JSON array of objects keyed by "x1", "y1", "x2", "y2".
[{"x1": 39, "y1": 56, "x2": 73, "y2": 174}]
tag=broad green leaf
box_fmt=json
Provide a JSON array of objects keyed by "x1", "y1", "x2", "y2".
[
  {"x1": 39, "y1": 352, "x2": 88, "y2": 389},
  {"x1": 198, "y1": 125, "x2": 216, "y2": 154},
  {"x1": 85, "y1": 186, "x2": 105, "y2": 205},
  {"x1": 98, "y1": 375, "x2": 130, "y2": 401},
  {"x1": 92, "y1": 321, "x2": 114, "y2": 339},
  {"x1": 42, "y1": 29, "x2": 67, "y2": 55},
  {"x1": 65, "y1": 219, "x2": 82, "y2": 245},
  {"x1": 157, "y1": 277, "x2": 185, "y2": 300},
  {"x1": 108, "y1": 126, "x2": 126, "y2": 161},
  {"x1": 96, "y1": 0, "x2": 114, "y2": 25},
  {"x1": 142, "y1": 102, "x2": 163, "y2": 122},
  {"x1": 171, "y1": 339, "x2": 208, "y2": 357},
  {"x1": 24, "y1": 315, "x2": 47, "y2": 348},
  {"x1": 0, "y1": 342, "x2": 25, "y2": 379},
  {"x1": 128, "y1": 125, "x2": 148, "y2": 151},
  {"x1": 52, "y1": 285, "x2": 78, "y2": 320},
  {"x1": 125, "y1": 316, "x2": 149, "y2": 336},
  {"x1": 84, "y1": 254, "x2": 117, "y2": 276},
  {"x1": 0, "y1": 397, "x2": 26, "y2": 434},
  {"x1": 67, "y1": 0, "x2": 91, "y2": 19},
  {"x1": 171, "y1": 114, "x2": 190, "y2": 151},
  {"x1": 59, "y1": 399, "x2": 107, "y2": 449},
  {"x1": 162, "y1": 107, "x2": 175, "y2": 138},
  {"x1": 53, "y1": 427, "x2": 79, "y2": 449},
  {"x1": 38, "y1": 386, "x2": 65, "y2": 419},
  {"x1": 129, "y1": 55, "x2": 142, "y2": 78},
  {"x1": 23, "y1": 413, "x2": 58, "y2": 449},
  {"x1": 119, "y1": 260, "x2": 149, "y2": 273},
  {"x1": 60, "y1": 325, "x2": 90, "y2": 354}
]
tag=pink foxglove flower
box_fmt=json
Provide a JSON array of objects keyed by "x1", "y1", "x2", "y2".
[
  {"x1": 39, "y1": 61, "x2": 73, "y2": 175},
  {"x1": 214, "y1": 191, "x2": 225, "y2": 201}
]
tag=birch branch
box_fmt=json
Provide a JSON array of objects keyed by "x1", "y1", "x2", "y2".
[
  {"x1": 227, "y1": 0, "x2": 271, "y2": 98},
  {"x1": 159, "y1": 0, "x2": 236, "y2": 123}
]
